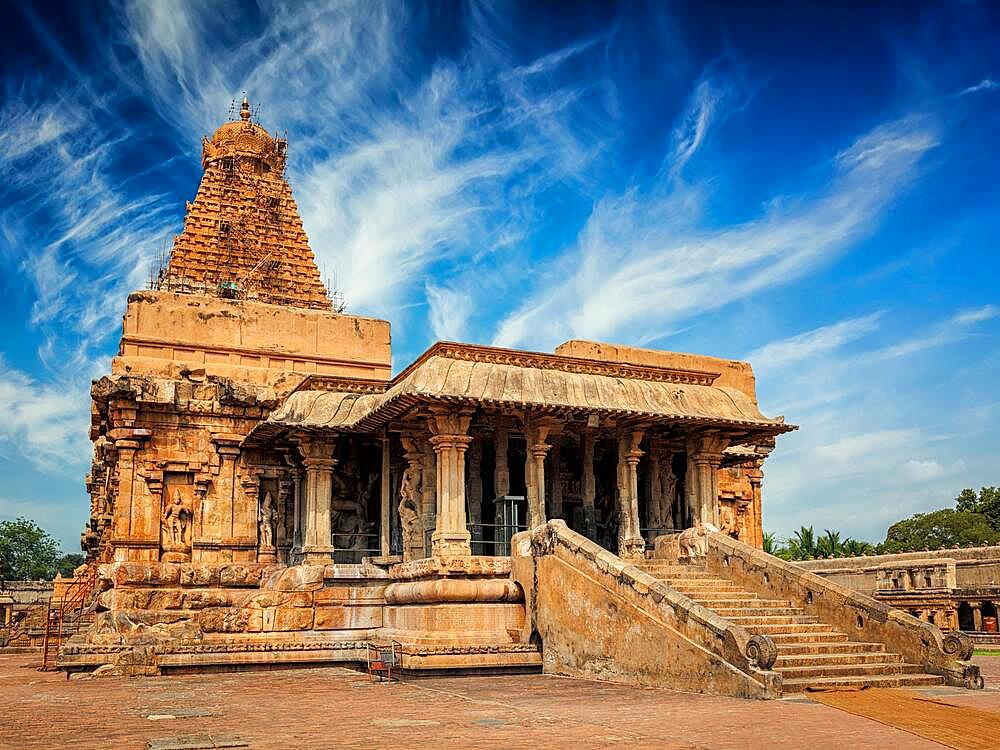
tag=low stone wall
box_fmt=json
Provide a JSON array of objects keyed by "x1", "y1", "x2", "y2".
[
  {"x1": 796, "y1": 547, "x2": 1000, "y2": 593},
  {"x1": 512, "y1": 520, "x2": 780, "y2": 699}
]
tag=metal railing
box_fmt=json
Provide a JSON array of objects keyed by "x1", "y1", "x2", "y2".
[
  {"x1": 331, "y1": 533, "x2": 380, "y2": 564},
  {"x1": 469, "y1": 522, "x2": 527, "y2": 556},
  {"x1": 40, "y1": 565, "x2": 99, "y2": 670}
]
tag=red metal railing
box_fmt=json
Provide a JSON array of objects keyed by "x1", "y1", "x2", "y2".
[{"x1": 39, "y1": 565, "x2": 99, "y2": 671}]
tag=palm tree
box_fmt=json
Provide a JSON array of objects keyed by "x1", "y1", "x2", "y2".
[
  {"x1": 817, "y1": 529, "x2": 843, "y2": 558},
  {"x1": 787, "y1": 526, "x2": 817, "y2": 560},
  {"x1": 841, "y1": 538, "x2": 875, "y2": 557},
  {"x1": 762, "y1": 532, "x2": 778, "y2": 555}
]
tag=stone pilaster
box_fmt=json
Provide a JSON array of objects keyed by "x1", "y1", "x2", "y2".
[
  {"x1": 426, "y1": 408, "x2": 474, "y2": 557},
  {"x1": 295, "y1": 435, "x2": 338, "y2": 565},
  {"x1": 549, "y1": 441, "x2": 563, "y2": 519}
]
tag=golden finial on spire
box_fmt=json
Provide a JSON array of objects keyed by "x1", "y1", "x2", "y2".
[{"x1": 240, "y1": 95, "x2": 251, "y2": 121}]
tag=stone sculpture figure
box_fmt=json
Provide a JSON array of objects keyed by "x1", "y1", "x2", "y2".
[
  {"x1": 398, "y1": 466, "x2": 422, "y2": 559},
  {"x1": 678, "y1": 521, "x2": 719, "y2": 558},
  {"x1": 259, "y1": 491, "x2": 277, "y2": 549},
  {"x1": 162, "y1": 490, "x2": 192, "y2": 545}
]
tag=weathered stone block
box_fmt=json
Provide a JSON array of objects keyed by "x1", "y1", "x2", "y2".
[
  {"x1": 179, "y1": 565, "x2": 221, "y2": 587},
  {"x1": 260, "y1": 565, "x2": 325, "y2": 591},
  {"x1": 111, "y1": 562, "x2": 180, "y2": 587},
  {"x1": 270, "y1": 606, "x2": 315, "y2": 631},
  {"x1": 219, "y1": 565, "x2": 263, "y2": 587},
  {"x1": 197, "y1": 607, "x2": 252, "y2": 633},
  {"x1": 314, "y1": 605, "x2": 383, "y2": 630}
]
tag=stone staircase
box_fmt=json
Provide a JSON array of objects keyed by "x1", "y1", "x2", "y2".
[{"x1": 635, "y1": 560, "x2": 945, "y2": 693}]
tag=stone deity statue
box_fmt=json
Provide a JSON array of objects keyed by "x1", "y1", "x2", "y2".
[
  {"x1": 259, "y1": 491, "x2": 277, "y2": 550},
  {"x1": 162, "y1": 489, "x2": 192, "y2": 545}
]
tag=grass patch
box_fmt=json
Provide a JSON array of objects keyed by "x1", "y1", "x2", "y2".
[{"x1": 973, "y1": 648, "x2": 1000, "y2": 656}]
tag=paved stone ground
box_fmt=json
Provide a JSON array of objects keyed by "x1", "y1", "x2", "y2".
[{"x1": 2, "y1": 654, "x2": 999, "y2": 750}]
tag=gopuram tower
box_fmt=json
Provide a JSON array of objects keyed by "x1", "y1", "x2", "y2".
[{"x1": 82, "y1": 98, "x2": 391, "y2": 566}]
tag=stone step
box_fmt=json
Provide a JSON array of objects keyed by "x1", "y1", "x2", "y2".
[
  {"x1": 775, "y1": 651, "x2": 903, "y2": 667},
  {"x1": 688, "y1": 598, "x2": 794, "y2": 609},
  {"x1": 768, "y1": 631, "x2": 850, "y2": 644},
  {"x1": 744, "y1": 622, "x2": 836, "y2": 634},
  {"x1": 726, "y1": 615, "x2": 820, "y2": 626},
  {"x1": 781, "y1": 673, "x2": 944, "y2": 693},
  {"x1": 655, "y1": 576, "x2": 746, "y2": 591},
  {"x1": 771, "y1": 641, "x2": 887, "y2": 655},
  {"x1": 666, "y1": 585, "x2": 750, "y2": 596},
  {"x1": 684, "y1": 592, "x2": 758, "y2": 602},
  {"x1": 775, "y1": 661, "x2": 922, "y2": 680},
  {"x1": 713, "y1": 607, "x2": 806, "y2": 617}
]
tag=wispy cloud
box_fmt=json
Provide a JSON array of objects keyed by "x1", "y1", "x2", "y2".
[
  {"x1": 746, "y1": 313, "x2": 883, "y2": 370},
  {"x1": 493, "y1": 113, "x2": 938, "y2": 350},
  {"x1": 958, "y1": 78, "x2": 998, "y2": 96},
  {"x1": 0, "y1": 356, "x2": 91, "y2": 473}
]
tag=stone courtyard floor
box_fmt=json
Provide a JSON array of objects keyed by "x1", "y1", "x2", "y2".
[{"x1": 2, "y1": 654, "x2": 1000, "y2": 750}]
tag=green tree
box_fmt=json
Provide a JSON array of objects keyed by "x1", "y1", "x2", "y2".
[
  {"x1": 762, "y1": 532, "x2": 778, "y2": 555},
  {"x1": 0, "y1": 518, "x2": 60, "y2": 581},
  {"x1": 785, "y1": 526, "x2": 818, "y2": 560},
  {"x1": 955, "y1": 487, "x2": 1000, "y2": 532},
  {"x1": 841, "y1": 538, "x2": 875, "y2": 557},
  {"x1": 880, "y1": 508, "x2": 1000, "y2": 553},
  {"x1": 816, "y1": 529, "x2": 843, "y2": 558},
  {"x1": 55, "y1": 553, "x2": 85, "y2": 578}
]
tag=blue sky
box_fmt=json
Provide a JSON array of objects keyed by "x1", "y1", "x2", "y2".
[{"x1": 1, "y1": 1, "x2": 998, "y2": 551}]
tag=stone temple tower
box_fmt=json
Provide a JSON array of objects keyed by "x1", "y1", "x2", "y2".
[
  {"x1": 81, "y1": 98, "x2": 391, "y2": 564},
  {"x1": 156, "y1": 97, "x2": 330, "y2": 309}
]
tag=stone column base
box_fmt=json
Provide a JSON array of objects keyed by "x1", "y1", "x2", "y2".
[
  {"x1": 301, "y1": 545, "x2": 336, "y2": 565},
  {"x1": 431, "y1": 530, "x2": 472, "y2": 557}
]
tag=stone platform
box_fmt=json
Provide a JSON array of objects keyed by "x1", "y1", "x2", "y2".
[{"x1": 59, "y1": 556, "x2": 541, "y2": 676}]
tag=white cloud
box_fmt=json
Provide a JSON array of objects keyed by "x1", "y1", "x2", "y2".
[
  {"x1": 746, "y1": 312, "x2": 883, "y2": 370},
  {"x1": 0, "y1": 357, "x2": 91, "y2": 474},
  {"x1": 493, "y1": 115, "x2": 938, "y2": 350},
  {"x1": 426, "y1": 282, "x2": 474, "y2": 342},
  {"x1": 958, "y1": 78, "x2": 998, "y2": 96}
]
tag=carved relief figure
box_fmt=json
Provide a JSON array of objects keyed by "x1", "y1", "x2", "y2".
[
  {"x1": 719, "y1": 503, "x2": 740, "y2": 539},
  {"x1": 259, "y1": 491, "x2": 277, "y2": 550},
  {"x1": 162, "y1": 489, "x2": 192, "y2": 545},
  {"x1": 398, "y1": 465, "x2": 422, "y2": 559}
]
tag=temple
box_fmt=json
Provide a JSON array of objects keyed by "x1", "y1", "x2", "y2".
[{"x1": 58, "y1": 101, "x2": 981, "y2": 697}]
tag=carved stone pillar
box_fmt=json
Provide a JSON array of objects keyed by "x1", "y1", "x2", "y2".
[
  {"x1": 648, "y1": 449, "x2": 662, "y2": 531},
  {"x1": 617, "y1": 430, "x2": 645, "y2": 559},
  {"x1": 399, "y1": 435, "x2": 427, "y2": 562},
  {"x1": 427, "y1": 408, "x2": 474, "y2": 557},
  {"x1": 467, "y1": 438, "x2": 484, "y2": 537},
  {"x1": 380, "y1": 435, "x2": 391, "y2": 556},
  {"x1": 295, "y1": 435, "x2": 338, "y2": 565},
  {"x1": 747, "y1": 461, "x2": 764, "y2": 548},
  {"x1": 549, "y1": 441, "x2": 563, "y2": 519},
  {"x1": 420, "y1": 440, "x2": 437, "y2": 551},
  {"x1": 973, "y1": 604, "x2": 984, "y2": 631},
  {"x1": 581, "y1": 430, "x2": 597, "y2": 539},
  {"x1": 525, "y1": 418, "x2": 557, "y2": 530},
  {"x1": 494, "y1": 425, "x2": 510, "y2": 498},
  {"x1": 689, "y1": 433, "x2": 728, "y2": 527}
]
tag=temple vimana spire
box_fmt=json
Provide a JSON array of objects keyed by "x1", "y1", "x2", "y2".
[
  {"x1": 155, "y1": 96, "x2": 331, "y2": 309},
  {"x1": 53, "y1": 99, "x2": 980, "y2": 696}
]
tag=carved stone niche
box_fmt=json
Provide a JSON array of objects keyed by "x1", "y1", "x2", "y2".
[{"x1": 160, "y1": 472, "x2": 195, "y2": 563}]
